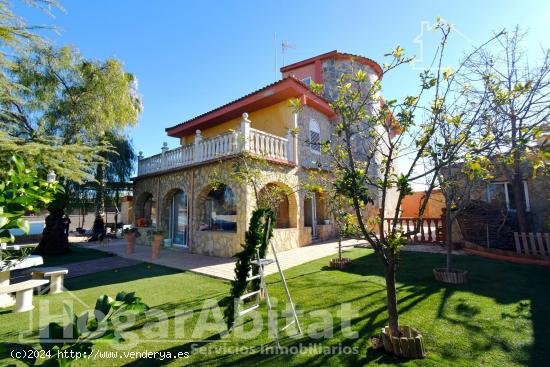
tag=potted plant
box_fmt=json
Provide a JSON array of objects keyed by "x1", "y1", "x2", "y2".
[
  {"x1": 123, "y1": 227, "x2": 140, "y2": 254},
  {"x1": 149, "y1": 229, "x2": 165, "y2": 259},
  {"x1": 136, "y1": 218, "x2": 147, "y2": 227}
]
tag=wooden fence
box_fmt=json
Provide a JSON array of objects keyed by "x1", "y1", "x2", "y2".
[
  {"x1": 514, "y1": 232, "x2": 550, "y2": 258},
  {"x1": 385, "y1": 217, "x2": 446, "y2": 244}
]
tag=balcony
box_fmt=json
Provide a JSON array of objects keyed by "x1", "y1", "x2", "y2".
[{"x1": 137, "y1": 113, "x2": 295, "y2": 176}]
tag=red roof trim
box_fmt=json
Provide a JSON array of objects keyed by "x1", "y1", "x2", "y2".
[
  {"x1": 165, "y1": 77, "x2": 336, "y2": 137},
  {"x1": 280, "y1": 50, "x2": 383, "y2": 80}
]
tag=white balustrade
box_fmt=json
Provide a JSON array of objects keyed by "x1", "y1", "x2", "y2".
[
  {"x1": 137, "y1": 114, "x2": 293, "y2": 176},
  {"x1": 200, "y1": 132, "x2": 238, "y2": 161},
  {"x1": 164, "y1": 144, "x2": 194, "y2": 169},
  {"x1": 249, "y1": 128, "x2": 288, "y2": 161}
]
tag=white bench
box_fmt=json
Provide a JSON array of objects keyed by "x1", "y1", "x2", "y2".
[
  {"x1": 29, "y1": 267, "x2": 69, "y2": 294},
  {"x1": 0, "y1": 279, "x2": 49, "y2": 312}
]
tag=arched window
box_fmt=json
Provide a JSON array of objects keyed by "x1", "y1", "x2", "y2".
[
  {"x1": 309, "y1": 119, "x2": 321, "y2": 154},
  {"x1": 202, "y1": 184, "x2": 237, "y2": 232}
]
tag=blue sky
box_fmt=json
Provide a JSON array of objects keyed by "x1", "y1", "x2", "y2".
[{"x1": 17, "y1": 0, "x2": 550, "y2": 159}]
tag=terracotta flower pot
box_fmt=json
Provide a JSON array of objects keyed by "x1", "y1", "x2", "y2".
[
  {"x1": 151, "y1": 234, "x2": 163, "y2": 259},
  {"x1": 124, "y1": 232, "x2": 136, "y2": 254},
  {"x1": 381, "y1": 325, "x2": 425, "y2": 359}
]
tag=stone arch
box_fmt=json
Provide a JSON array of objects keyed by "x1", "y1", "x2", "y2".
[
  {"x1": 134, "y1": 191, "x2": 155, "y2": 226},
  {"x1": 258, "y1": 182, "x2": 297, "y2": 228},
  {"x1": 197, "y1": 183, "x2": 238, "y2": 232}
]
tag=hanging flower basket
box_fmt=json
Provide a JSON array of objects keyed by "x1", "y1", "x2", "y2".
[
  {"x1": 433, "y1": 268, "x2": 468, "y2": 284},
  {"x1": 381, "y1": 325, "x2": 426, "y2": 359},
  {"x1": 329, "y1": 257, "x2": 352, "y2": 269}
]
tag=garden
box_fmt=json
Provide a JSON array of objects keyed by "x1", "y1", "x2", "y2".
[{"x1": 1, "y1": 246, "x2": 549, "y2": 366}]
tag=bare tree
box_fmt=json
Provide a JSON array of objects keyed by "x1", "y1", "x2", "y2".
[{"x1": 463, "y1": 27, "x2": 550, "y2": 232}]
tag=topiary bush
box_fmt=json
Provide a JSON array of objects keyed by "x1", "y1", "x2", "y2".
[{"x1": 223, "y1": 208, "x2": 275, "y2": 330}]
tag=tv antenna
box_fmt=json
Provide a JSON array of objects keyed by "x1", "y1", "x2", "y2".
[{"x1": 281, "y1": 40, "x2": 296, "y2": 68}]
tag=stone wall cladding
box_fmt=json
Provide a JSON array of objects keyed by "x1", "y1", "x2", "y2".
[
  {"x1": 321, "y1": 58, "x2": 378, "y2": 101},
  {"x1": 133, "y1": 155, "x2": 340, "y2": 258},
  {"x1": 320, "y1": 57, "x2": 389, "y2": 210},
  {"x1": 296, "y1": 105, "x2": 332, "y2": 169}
]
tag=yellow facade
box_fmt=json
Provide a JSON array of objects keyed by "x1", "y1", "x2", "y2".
[{"x1": 181, "y1": 100, "x2": 294, "y2": 145}]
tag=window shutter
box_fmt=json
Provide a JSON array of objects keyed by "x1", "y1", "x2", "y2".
[{"x1": 309, "y1": 119, "x2": 321, "y2": 154}]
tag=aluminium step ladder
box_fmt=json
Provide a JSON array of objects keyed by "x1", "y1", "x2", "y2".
[{"x1": 234, "y1": 219, "x2": 302, "y2": 349}]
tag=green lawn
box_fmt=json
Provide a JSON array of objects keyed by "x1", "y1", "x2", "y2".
[{"x1": 1, "y1": 249, "x2": 549, "y2": 366}]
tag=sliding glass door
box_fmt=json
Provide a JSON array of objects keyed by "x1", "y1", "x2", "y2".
[{"x1": 169, "y1": 191, "x2": 188, "y2": 248}]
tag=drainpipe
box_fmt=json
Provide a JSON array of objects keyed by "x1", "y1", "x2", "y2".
[
  {"x1": 189, "y1": 169, "x2": 195, "y2": 252},
  {"x1": 156, "y1": 176, "x2": 161, "y2": 228},
  {"x1": 292, "y1": 111, "x2": 299, "y2": 165}
]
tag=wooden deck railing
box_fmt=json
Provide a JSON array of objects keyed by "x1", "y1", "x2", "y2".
[{"x1": 384, "y1": 217, "x2": 445, "y2": 244}]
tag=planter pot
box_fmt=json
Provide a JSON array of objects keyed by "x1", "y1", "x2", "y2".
[
  {"x1": 329, "y1": 257, "x2": 352, "y2": 269},
  {"x1": 381, "y1": 325, "x2": 426, "y2": 359},
  {"x1": 433, "y1": 268, "x2": 468, "y2": 284},
  {"x1": 124, "y1": 233, "x2": 136, "y2": 254},
  {"x1": 151, "y1": 235, "x2": 163, "y2": 259}
]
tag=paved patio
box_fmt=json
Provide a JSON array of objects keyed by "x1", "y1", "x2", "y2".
[{"x1": 80, "y1": 238, "x2": 363, "y2": 281}]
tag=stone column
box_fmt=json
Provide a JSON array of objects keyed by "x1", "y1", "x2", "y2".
[
  {"x1": 137, "y1": 151, "x2": 144, "y2": 175},
  {"x1": 292, "y1": 112, "x2": 299, "y2": 165},
  {"x1": 161, "y1": 142, "x2": 169, "y2": 169},
  {"x1": 194, "y1": 130, "x2": 203, "y2": 162},
  {"x1": 240, "y1": 112, "x2": 251, "y2": 152},
  {"x1": 286, "y1": 129, "x2": 295, "y2": 163}
]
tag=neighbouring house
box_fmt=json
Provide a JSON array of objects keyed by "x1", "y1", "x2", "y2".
[
  {"x1": 400, "y1": 190, "x2": 445, "y2": 218},
  {"x1": 133, "y1": 50, "x2": 391, "y2": 257},
  {"x1": 461, "y1": 165, "x2": 549, "y2": 246},
  {"x1": 438, "y1": 158, "x2": 550, "y2": 249}
]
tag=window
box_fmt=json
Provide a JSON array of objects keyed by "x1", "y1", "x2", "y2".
[
  {"x1": 301, "y1": 77, "x2": 312, "y2": 87},
  {"x1": 309, "y1": 119, "x2": 321, "y2": 154},
  {"x1": 487, "y1": 181, "x2": 530, "y2": 212},
  {"x1": 202, "y1": 184, "x2": 237, "y2": 232}
]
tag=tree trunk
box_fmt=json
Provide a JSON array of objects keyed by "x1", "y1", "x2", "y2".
[
  {"x1": 90, "y1": 162, "x2": 106, "y2": 242},
  {"x1": 509, "y1": 112, "x2": 529, "y2": 233},
  {"x1": 338, "y1": 235, "x2": 342, "y2": 261},
  {"x1": 384, "y1": 254, "x2": 400, "y2": 335},
  {"x1": 510, "y1": 168, "x2": 529, "y2": 233},
  {"x1": 95, "y1": 162, "x2": 105, "y2": 215},
  {"x1": 446, "y1": 209, "x2": 453, "y2": 272}
]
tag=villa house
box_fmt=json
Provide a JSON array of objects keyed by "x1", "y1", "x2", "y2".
[{"x1": 133, "y1": 51, "x2": 385, "y2": 257}]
